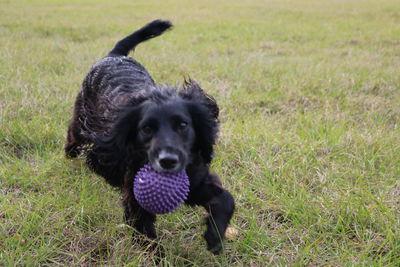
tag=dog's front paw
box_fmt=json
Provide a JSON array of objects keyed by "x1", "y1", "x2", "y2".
[{"x1": 204, "y1": 223, "x2": 224, "y2": 255}]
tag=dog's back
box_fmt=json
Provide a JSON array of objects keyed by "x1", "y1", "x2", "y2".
[
  {"x1": 65, "y1": 20, "x2": 173, "y2": 156},
  {"x1": 81, "y1": 21, "x2": 172, "y2": 131},
  {"x1": 82, "y1": 20, "x2": 173, "y2": 106}
]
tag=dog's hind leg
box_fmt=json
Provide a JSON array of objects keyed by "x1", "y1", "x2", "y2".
[
  {"x1": 65, "y1": 93, "x2": 87, "y2": 158},
  {"x1": 65, "y1": 123, "x2": 84, "y2": 158}
]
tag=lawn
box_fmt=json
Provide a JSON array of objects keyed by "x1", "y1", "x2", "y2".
[{"x1": 1, "y1": 0, "x2": 399, "y2": 265}]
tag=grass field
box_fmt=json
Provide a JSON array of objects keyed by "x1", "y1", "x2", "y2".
[{"x1": 1, "y1": 0, "x2": 400, "y2": 265}]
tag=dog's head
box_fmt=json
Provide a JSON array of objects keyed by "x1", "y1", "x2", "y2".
[
  {"x1": 136, "y1": 96, "x2": 195, "y2": 173},
  {"x1": 92, "y1": 80, "x2": 219, "y2": 176}
]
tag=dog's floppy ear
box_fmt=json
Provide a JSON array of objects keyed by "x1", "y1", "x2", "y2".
[
  {"x1": 181, "y1": 79, "x2": 219, "y2": 120},
  {"x1": 86, "y1": 106, "x2": 141, "y2": 187},
  {"x1": 181, "y1": 79, "x2": 219, "y2": 164}
]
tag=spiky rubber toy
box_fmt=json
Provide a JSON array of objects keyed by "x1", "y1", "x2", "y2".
[{"x1": 133, "y1": 163, "x2": 189, "y2": 214}]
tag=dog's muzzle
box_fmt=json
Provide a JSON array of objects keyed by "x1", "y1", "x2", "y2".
[{"x1": 151, "y1": 149, "x2": 186, "y2": 173}]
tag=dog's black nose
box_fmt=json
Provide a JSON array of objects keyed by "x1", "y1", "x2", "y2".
[{"x1": 159, "y1": 154, "x2": 179, "y2": 170}]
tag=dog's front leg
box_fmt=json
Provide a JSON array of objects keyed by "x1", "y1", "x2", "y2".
[
  {"x1": 122, "y1": 186, "x2": 166, "y2": 260},
  {"x1": 203, "y1": 189, "x2": 235, "y2": 254},
  {"x1": 191, "y1": 174, "x2": 235, "y2": 254},
  {"x1": 122, "y1": 186, "x2": 157, "y2": 240}
]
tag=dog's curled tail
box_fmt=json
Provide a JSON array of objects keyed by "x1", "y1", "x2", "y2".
[{"x1": 108, "y1": 20, "x2": 173, "y2": 57}]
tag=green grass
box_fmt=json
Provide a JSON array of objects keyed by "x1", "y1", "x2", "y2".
[{"x1": 1, "y1": 0, "x2": 399, "y2": 265}]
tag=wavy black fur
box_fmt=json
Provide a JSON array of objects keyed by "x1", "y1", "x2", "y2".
[{"x1": 65, "y1": 20, "x2": 235, "y2": 255}]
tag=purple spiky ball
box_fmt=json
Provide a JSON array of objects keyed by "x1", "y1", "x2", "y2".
[{"x1": 133, "y1": 163, "x2": 190, "y2": 214}]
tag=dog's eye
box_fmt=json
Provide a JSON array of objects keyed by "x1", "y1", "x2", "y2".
[
  {"x1": 177, "y1": 121, "x2": 188, "y2": 131},
  {"x1": 141, "y1": 126, "x2": 153, "y2": 135}
]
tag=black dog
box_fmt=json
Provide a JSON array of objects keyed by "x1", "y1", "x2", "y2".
[{"x1": 65, "y1": 20, "x2": 235, "y2": 254}]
